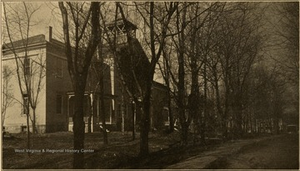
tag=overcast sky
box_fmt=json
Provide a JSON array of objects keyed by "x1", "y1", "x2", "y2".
[{"x1": 2, "y1": 2, "x2": 297, "y2": 84}]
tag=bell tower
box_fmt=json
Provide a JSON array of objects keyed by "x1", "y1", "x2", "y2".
[
  {"x1": 104, "y1": 18, "x2": 138, "y2": 130},
  {"x1": 106, "y1": 18, "x2": 137, "y2": 45}
]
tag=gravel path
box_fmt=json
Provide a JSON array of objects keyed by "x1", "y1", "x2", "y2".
[{"x1": 167, "y1": 134, "x2": 298, "y2": 169}]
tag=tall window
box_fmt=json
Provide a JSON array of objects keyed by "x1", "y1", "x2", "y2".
[
  {"x1": 24, "y1": 58, "x2": 30, "y2": 75},
  {"x1": 23, "y1": 94, "x2": 29, "y2": 115},
  {"x1": 56, "y1": 94, "x2": 63, "y2": 114}
]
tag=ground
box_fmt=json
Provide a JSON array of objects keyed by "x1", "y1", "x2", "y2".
[
  {"x1": 205, "y1": 133, "x2": 299, "y2": 169},
  {"x1": 2, "y1": 131, "x2": 299, "y2": 169},
  {"x1": 169, "y1": 133, "x2": 299, "y2": 169}
]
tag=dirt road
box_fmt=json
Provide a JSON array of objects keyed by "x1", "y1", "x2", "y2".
[{"x1": 168, "y1": 134, "x2": 299, "y2": 169}]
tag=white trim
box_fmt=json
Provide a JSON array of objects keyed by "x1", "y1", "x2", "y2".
[
  {"x1": 2, "y1": 43, "x2": 46, "y2": 56},
  {"x1": 2, "y1": 53, "x2": 39, "y2": 61}
]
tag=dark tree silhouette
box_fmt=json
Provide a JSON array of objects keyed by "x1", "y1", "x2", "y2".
[{"x1": 58, "y1": 2, "x2": 100, "y2": 168}]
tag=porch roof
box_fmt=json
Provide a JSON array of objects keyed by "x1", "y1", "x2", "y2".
[{"x1": 66, "y1": 91, "x2": 118, "y2": 99}]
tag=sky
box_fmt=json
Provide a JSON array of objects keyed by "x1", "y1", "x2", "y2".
[
  {"x1": 2, "y1": 2, "x2": 298, "y2": 86},
  {"x1": 2, "y1": 2, "x2": 62, "y2": 42},
  {"x1": 30, "y1": 2, "x2": 63, "y2": 41}
]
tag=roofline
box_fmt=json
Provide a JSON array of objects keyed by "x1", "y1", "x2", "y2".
[
  {"x1": 2, "y1": 34, "x2": 67, "y2": 57},
  {"x1": 2, "y1": 42, "x2": 46, "y2": 53},
  {"x1": 2, "y1": 44, "x2": 48, "y2": 59}
]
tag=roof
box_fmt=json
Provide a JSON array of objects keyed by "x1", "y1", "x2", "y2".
[
  {"x1": 106, "y1": 18, "x2": 138, "y2": 31},
  {"x1": 2, "y1": 34, "x2": 68, "y2": 57},
  {"x1": 152, "y1": 81, "x2": 168, "y2": 91},
  {"x1": 2, "y1": 34, "x2": 46, "y2": 51}
]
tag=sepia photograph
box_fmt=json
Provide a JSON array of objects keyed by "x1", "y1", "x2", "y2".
[{"x1": 1, "y1": 1, "x2": 299, "y2": 169}]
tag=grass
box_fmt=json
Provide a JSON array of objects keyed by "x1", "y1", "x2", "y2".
[
  {"x1": 3, "y1": 130, "x2": 220, "y2": 169},
  {"x1": 6, "y1": 130, "x2": 284, "y2": 169},
  {"x1": 5, "y1": 131, "x2": 279, "y2": 169}
]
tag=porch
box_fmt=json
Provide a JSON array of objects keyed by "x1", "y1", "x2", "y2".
[{"x1": 67, "y1": 92, "x2": 118, "y2": 133}]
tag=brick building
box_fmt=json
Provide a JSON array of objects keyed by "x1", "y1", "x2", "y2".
[{"x1": 2, "y1": 23, "x2": 169, "y2": 133}]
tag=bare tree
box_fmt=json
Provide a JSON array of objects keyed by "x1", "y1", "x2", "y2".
[
  {"x1": 213, "y1": 3, "x2": 263, "y2": 138},
  {"x1": 2, "y1": 66, "x2": 14, "y2": 127},
  {"x1": 85, "y1": 18, "x2": 109, "y2": 144},
  {"x1": 247, "y1": 63, "x2": 286, "y2": 134},
  {"x1": 158, "y1": 45, "x2": 174, "y2": 132},
  {"x1": 58, "y1": 2, "x2": 100, "y2": 168},
  {"x1": 269, "y1": 3, "x2": 299, "y2": 119},
  {"x1": 99, "y1": 2, "x2": 178, "y2": 156},
  {"x1": 97, "y1": 42, "x2": 109, "y2": 144},
  {"x1": 271, "y1": 3, "x2": 299, "y2": 87},
  {"x1": 185, "y1": 2, "x2": 224, "y2": 143},
  {"x1": 3, "y1": 3, "x2": 44, "y2": 151},
  {"x1": 160, "y1": 2, "x2": 222, "y2": 144},
  {"x1": 95, "y1": 32, "x2": 109, "y2": 145},
  {"x1": 110, "y1": 2, "x2": 178, "y2": 156}
]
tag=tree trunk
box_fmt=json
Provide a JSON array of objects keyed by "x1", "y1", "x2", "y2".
[
  {"x1": 26, "y1": 111, "x2": 31, "y2": 156},
  {"x1": 73, "y1": 84, "x2": 86, "y2": 168},
  {"x1": 223, "y1": 74, "x2": 230, "y2": 139},
  {"x1": 58, "y1": 2, "x2": 100, "y2": 168},
  {"x1": 275, "y1": 117, "x2": 279, "y2": 134},
  {"x1": 32, "y1": 113, "x2": 36, "y2": 134},
  {"x1": 88, "y1": 113, "x2": 92, "y2": 133},
  {"x1": 164, "y1": 55, "x2": 174, "y2": 132},
  {"x1": 99, "y1": 52, "x2": 108, "y2": 145},
  {"x1": 233, "y1": 98, "x2": 243, "y2": 138},
  {"x1": 88, "y1": 95, "x2": 92, "y2": 133},
  {"x1": 32, "y1": 108, "x2": 38, "y2": 134},
  {"x1": 189, "y1": 69, "x2": 200, "y2": 142},
  {"x1": 178, "y1": 62, "x2": 187, "y2": 144},
  {"x1": 202, "y1": 56, "x2": 207, "y2": 144},
  {"x1": 213, "y1": 69, "x2": 224, "y2": 137},
  {"x1": 139, "y1": 84, "x2": 151, "y2": 157},
  {"x1": 181, "y1": 121, "x2": 189, "y2": 145},
  {"x1": 132, "y1": 101, "x2": 136, "y2": 140},
  {"x1": 168, "y1": 96, "x2": 174, "y2": 132},
  {"x1": 100, "y1": 91, "x2": 108, "y2": 145},
  {"x1": 176, "y1": 4, "x2": 189, "y2": 144},
  {"x1": 161, "y1": 50, "x2": 174, "y2": 133},
  {"x1": 121, "y1": 94, "x2": 125, "y2": 133}
]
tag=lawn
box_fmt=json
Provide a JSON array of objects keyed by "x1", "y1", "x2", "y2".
[{"x1": 3, "y1": 131, "x2": 220, "y2": 169}]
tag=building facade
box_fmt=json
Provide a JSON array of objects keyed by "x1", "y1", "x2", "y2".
[
  {"x1": 2, "y1": 34, "x2": 71, "y2": 133},
  {"x1": 2, "y1": 25, "x2": 169, "y2": 133}
]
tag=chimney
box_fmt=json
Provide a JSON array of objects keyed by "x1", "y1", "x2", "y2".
[{"x1": 49, "y1": 26, "x2": 52, "y2": 41}]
